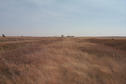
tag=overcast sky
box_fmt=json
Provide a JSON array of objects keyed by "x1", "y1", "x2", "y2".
[{"x1": 0, "y1": 0, "x2": 126, "y2": 36}]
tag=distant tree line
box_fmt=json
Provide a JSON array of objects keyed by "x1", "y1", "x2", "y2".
[
  {"x1": 61, "y1": 35, "x2": 75, "y2": 38},
  {"x1": 2, "y1": 34, "x2": 6, "y2": 37}
]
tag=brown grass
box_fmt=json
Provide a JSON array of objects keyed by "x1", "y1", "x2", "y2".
[{"x1": 0, "y1": 37, "x2": 126, "y2": 84}]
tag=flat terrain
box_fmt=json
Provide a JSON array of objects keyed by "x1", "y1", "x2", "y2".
[{"x1": 0, "y1": 37, "x2": 126, "y2": 84}]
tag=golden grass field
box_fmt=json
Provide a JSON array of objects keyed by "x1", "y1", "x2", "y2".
[{"x1": 0, "y1": 37, "x2": 126, "y2": 84}]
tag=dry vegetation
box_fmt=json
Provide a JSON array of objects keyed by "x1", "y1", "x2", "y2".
[{"x1": 0, "y1": 37, "x2": 126, "y2": 84}]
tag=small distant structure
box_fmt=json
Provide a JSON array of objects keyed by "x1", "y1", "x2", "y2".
[
  {"x1": 2, "y1": 34, "x2": 6, "y2": 38},
  {"x1": 61, "y1": 35, "x2": 64, "y2": 38}
]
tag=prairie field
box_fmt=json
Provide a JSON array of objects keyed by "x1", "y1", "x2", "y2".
[{"x1": 0, "y1": 37, "x2": 126, "y2": 84}]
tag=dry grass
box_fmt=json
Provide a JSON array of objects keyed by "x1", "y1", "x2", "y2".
[{"x1": 0, "y1": 37, "x2": 126, "y2": 84}]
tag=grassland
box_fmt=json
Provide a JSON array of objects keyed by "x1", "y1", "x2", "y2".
[{"x1": 0, "y1": 37, "x2": 126, "y2": 84}]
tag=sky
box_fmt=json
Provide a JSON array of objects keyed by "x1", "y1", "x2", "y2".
[{"x1": 0, "y1": 0, "x2": 126, "y2": 36}]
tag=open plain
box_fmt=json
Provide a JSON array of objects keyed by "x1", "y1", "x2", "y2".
[{"x1": 0, "y1": 37, "x2": 126, "y2": 84}]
